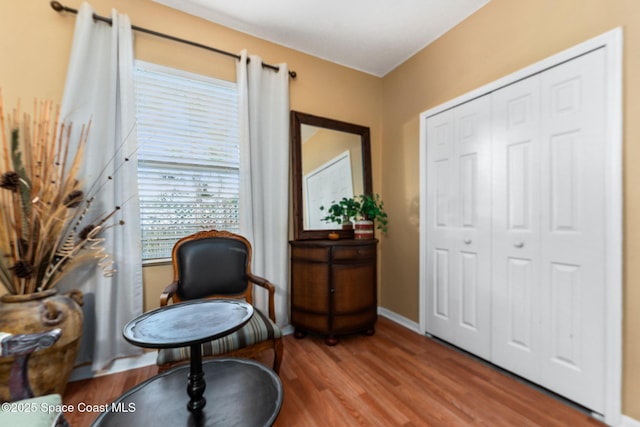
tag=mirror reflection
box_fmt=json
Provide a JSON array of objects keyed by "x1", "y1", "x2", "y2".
[
  {"x1": 301, "y1": 125, "x2": 364, "y2": 229},
  {"x1": 291, "y1": 111, "x2": 372, "y2": 240}
]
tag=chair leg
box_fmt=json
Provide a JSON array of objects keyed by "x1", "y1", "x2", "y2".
[{"x1": 273, "y1": 338, "x2": 283, "y2": 373}]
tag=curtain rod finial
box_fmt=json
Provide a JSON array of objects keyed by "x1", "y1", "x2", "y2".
[{"x1": 50, "y1": 1, "x2": 64, "y2": 12}]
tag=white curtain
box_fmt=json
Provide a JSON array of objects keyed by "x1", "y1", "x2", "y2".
[
  {"x1": 237, "y1": 50, "x2": 290, "y2": 326},
  {"x1": 59, "y1": 2, "x2": 143, "y2": 370}
]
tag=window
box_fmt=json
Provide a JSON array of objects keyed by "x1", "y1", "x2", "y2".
[{"x1": 134, "y1": 61, "x2": 240, "y2": 261}]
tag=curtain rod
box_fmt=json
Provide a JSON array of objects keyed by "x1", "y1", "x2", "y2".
[{"x1": 50, "y1": 1, "x2": 297, "y2": 78}]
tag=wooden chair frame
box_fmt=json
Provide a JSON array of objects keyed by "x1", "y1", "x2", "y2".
[{"x1": 159, "y1": 230, "x2": 283, "y2": 373}]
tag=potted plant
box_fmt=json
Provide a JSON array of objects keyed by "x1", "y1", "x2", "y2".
[
  {"x1": 0, "y1": 95, "x2": 120, "y2": 399},
  {"x1": 320, "y1": 196, "x2": 360, "y2": 230},
  {"x1": 321, "y1": 194, "x2": 388, "y2": 239},
  {"x1": 353, "y1": 194, "x2": 387, "y2": 239}
]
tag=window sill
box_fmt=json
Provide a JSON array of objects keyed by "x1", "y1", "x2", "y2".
[{"x1": 142, "y1": 258, "x2": 172, "y2": 267}]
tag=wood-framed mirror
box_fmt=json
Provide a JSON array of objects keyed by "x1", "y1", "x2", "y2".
[{"x1": 291, "y1": 111, "x2": 372, "y2": 240}]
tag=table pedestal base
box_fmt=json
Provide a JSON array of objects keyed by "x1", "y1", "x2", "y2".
[{"x1": 187, "y1": 344, "x2": 206, "y2": 412}]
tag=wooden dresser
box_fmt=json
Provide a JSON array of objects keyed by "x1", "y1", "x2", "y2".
[{"x1": 289, "y1": 239, "x2": 378, "y2": 345}]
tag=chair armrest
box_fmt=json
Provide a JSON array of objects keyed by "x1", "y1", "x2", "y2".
[
  {"x1": 1, "y1": 329, "x2": 62, "y2": 401},
  {"x1": 1, "y1": 329, "x2": 62, "y2": 357},
  {"x1": 247, "y1": 273, "x2": 276, "y2": 322},
  {"x1": 160, "y1": 282, "x2": 178, "y2": 307}
]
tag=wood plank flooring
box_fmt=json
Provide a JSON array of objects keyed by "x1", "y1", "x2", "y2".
[{"x1": 62, "y1": 316, "x2": 604, "y2": 426}]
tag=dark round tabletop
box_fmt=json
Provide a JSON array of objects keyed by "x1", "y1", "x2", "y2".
[
  {"x1": 122, "y1": 299, "x2": 253, "y2": 348},
  {"x1": 91, "y1": 358, "x2": 283, "y2": 427}
]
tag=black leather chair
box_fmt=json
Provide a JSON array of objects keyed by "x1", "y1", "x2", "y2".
[{"x1": 156, "y1": 230, "x2": 283, "y2": 373}]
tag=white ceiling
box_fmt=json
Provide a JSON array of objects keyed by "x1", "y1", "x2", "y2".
[{"x1": 153, "y1": 0, "x2": 491, "y2": 77}]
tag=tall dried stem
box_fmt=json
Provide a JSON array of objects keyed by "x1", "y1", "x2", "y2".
[{"x1": 0, "y1": 95, "x2": 119, "y2": 294}]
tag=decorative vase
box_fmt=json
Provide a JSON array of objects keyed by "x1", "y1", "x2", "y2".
[
  {"x1": 354, "y1": 220, "x2": 374, "y2": 239},
  {"x1": 0, "y1": 289, "x2": 83, "y2": 401}
]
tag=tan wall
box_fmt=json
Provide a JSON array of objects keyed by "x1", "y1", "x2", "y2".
[{"x1": 380, "y1": 0, "x2": 640, "y2": 418}]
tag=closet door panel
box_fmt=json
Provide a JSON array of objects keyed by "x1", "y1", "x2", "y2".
[
  {"x1": 453, "y1": 99, "x2": 492, "y2": 358},
  {"x1": 506, "y1": 258, "x2": 534, "y2": 349},
  {"x1": 491, "y1": 75, "x2": 543, "y2": 381},
  {"x1": 539, "y1": 48, "x2": 606, "y2": 413},
  {"x1": 426, "y1": 110, "x2": 456, "y2": 339},
  {"x1": 426, "y1": 96, "x2": 491, "y2": 359},
  {"x1": 460, "y1": 251, "x2": 479, "y2": 329},
  {"x1": 434, "y1": 248, "x2": 450, "y2": 318}
]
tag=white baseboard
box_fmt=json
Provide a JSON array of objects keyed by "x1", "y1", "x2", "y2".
[
  {"x1": 69, "y1": 351, "x2": 157, "y2": 382},
  {"x1": 377, "y1": 306, "x2": 421, "y2": 334},
  {"x1": 280, "y1": 324, "x2": 294, "y2": 336},
  {"x1": 620, "y1": 415, "x2": 640, "y2": 427}
]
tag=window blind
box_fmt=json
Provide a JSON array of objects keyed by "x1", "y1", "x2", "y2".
[{"x1": 134, "y1": 61, "x2": 240, "y2": 260}]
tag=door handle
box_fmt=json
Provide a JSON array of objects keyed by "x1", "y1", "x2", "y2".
[
  {"x1": 514, "y1": 241, "x2": 524, "y2": 248},
  {"x1": 464, "y1": 238, "x2": 472, "y2": 245}
]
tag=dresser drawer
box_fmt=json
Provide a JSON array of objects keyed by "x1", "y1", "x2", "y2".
[
  {"x1": 332, "y1": 244, "x2": 376, "y2": 261},
  {"x1": 291, "y1": 245, "x2": 330, "y2": 262}
]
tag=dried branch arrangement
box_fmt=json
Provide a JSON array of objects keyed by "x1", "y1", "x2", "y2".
[{"x1": 0, "y1": 93, "x2": 120, "y2": 295}]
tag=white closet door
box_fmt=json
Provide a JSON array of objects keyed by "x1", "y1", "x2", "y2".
[
  {"x1": 538, "y1": 48, "x2": 606, "y2": 412},
  {"x1": 422, "y1": 31, "x2": 621, "y2": 420},
  {"x1": 491, "y1": 48, "x2": 606, "y2": 412},
  {"x1": 425, "y1": 96, "x2": 492, "y2": 359},
  {"x1": 491, "y1": 74, "x2": 543, "y2": 382}
]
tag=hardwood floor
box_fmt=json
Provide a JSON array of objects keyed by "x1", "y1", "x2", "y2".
[{"x1": 63, "y1": 316, "x2": 604, "y2": 426}]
